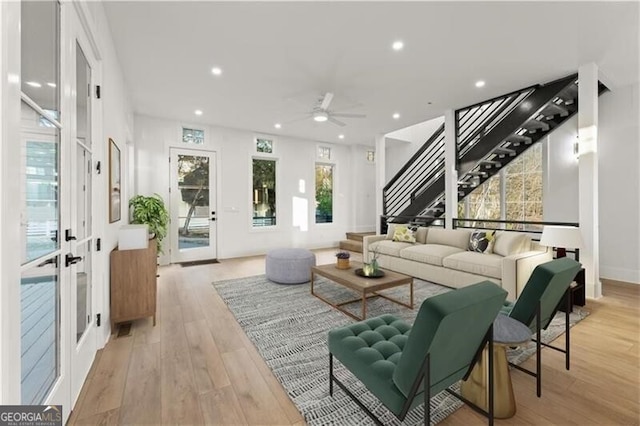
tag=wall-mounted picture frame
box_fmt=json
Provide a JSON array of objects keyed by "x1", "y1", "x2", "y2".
[{"x1": 109, "y1": 138, "x2": 121, "y2": 223}]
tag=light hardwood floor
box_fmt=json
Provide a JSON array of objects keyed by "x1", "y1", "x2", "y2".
[{"x1": 69, "y1": 249, "x2": 640, "y2": 425}]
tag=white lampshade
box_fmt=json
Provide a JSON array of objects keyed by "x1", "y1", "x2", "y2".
[{"x1": 539, "y1": 226, "x2": 584, "y2": 249}]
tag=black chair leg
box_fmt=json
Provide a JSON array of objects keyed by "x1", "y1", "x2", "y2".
[
  {"x1": 536, "y1": 303, "x2": 542, "y2": 398},
  {"x1": 488, "y1": 325, "x2": 494, "y2": 426},
  {"x1": 424, "y1": 353, "x2": 430, "y2": 425},
  {"x1": 565, "y1": 290, "x2": 571, "y2": 370},
  {"x1": 329, "y1": 353, "x2": 333, "y2": 396}
]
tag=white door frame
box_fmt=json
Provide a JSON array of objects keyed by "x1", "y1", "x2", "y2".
[
  {"x1": 169, "y1": 147, "x2": 218, "y2": 263},
  {"x1": 0, "y1": 1, "x2": 103, "y2": 419}
]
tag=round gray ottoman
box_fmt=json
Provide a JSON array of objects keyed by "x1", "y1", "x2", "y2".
[{"x1": 266, "y1": 248, "x2": 316, "y2": 284}]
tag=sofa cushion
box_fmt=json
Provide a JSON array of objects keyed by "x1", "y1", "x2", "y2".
[
  {"x1": 400, "y1": 244, "x2": 465, "y2": 266},
  {"x1": 493, "y1": 232, "x2": 531, "y2": 257},
  {"x1": 442, "y1": 251, "x2": 503, "y2": 279},
  {"x1": 426, "y1": 228, "x2": 472, "y2": 250},
  {"x1": 392, "y1": 225, "x2": 416, "y2": 243},
  {"x1": 370, "y1": 240, "x2": 414, "y2": 257},
  {"x1": 415, "y1": 227, "x2": 428, "y2": 244},
  {"x1": 468, "y1": 230, "x2": 496, "y2": 254}
]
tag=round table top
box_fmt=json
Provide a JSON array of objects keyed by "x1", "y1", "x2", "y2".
[{"x1": 493, "y1": 313, "x2": 532, "y2": 345}]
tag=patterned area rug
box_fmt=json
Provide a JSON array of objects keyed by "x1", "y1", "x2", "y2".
[{"x1": 213, "y1": 274, "x2": 588, "y2": 425}]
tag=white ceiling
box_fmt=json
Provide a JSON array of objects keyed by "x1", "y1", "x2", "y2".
[{"x1": 103, "y1": 1, "x2": 639, "y2": 146}]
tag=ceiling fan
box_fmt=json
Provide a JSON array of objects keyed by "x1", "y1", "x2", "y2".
[{"x1": 306, "y1": 92, "x2": 366, "y2": 127}]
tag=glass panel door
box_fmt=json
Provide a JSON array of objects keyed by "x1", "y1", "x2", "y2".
[{"x1": 170, "y1": 148, "x2": 217, "y2": 263}]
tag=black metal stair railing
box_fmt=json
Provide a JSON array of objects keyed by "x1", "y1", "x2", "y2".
[
  {"x1": 383, "y1": 124, "x2": 445, "y2": 219},
  {"x1": 381, "y1": 73, "x2": 608, "y2": 229}
]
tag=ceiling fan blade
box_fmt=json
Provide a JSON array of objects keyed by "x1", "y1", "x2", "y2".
[
  {"x1": 328, "y1": 116, "x2": 346, "y2": 127},
  {"x1": 331, "y1": 112, "x2": 366, "y2": 119},
  {"x1": 283, "y1": 114, "x2": 311, "y2": 124},
  {"x1": 320, "y1": 92, "x2": 334, "y2": 111}
]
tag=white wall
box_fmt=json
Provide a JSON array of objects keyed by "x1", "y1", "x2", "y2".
[
  {"x1": 543, "y1": 114, "x2": 579, "y2": 222},
  {"x1": 86, "y1": 2, "x2": 134, "y2": 343},
  {"x1": 598, "y1": 84, "x2": 640, "y2": 283},
  {"x1": 385, "y1": 116, "x2": 444, "y2": 183},
  {"x1": 134, "y1": 115, "x2": 376, "y2": 262},
  {"x1": 542, "y1": 85, "x2": 640, "y2": 284}
]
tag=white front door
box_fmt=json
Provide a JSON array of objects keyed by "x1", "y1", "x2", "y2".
[{"x1": 169, "y1": 148, "x2": 217, "y2": 263}]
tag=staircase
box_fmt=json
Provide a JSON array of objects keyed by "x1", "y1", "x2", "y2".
[
  {"x1": 339, "y1": 232, "x2": 376, "y2": 253},
  {"x1": 383, "y1": 73, "x2": 608, "y2": 226}
]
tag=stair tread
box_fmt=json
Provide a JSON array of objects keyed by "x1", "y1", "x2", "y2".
[{"x1": 345, "y1": 232, "x2": 376, "y2": 242}]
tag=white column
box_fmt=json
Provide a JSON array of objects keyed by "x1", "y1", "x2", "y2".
[
  {"x1": 578, "y1": 63, "x2": 602, "y2": 299},
  {"x1": 444, "y1": 109, "x2": 458, "y2": 229},
  {"x1": 375, "y1": 134, "x2": 386, "y2": 234}
]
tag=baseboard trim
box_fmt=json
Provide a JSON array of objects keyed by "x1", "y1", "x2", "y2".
[{"x1": 600, "y1": 266, "x2": 640, "y2": 285}]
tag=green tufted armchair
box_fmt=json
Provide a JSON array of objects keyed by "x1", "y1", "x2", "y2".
[{"x1": 328, "y1": 281, "x2": 507, "y2": 425}]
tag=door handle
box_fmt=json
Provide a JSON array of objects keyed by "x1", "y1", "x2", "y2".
[
  {"x1": 65, "y1": 229, "x2": 77, "y2": 241},
  {"x1": 211, "y1": 211, "x2": 216, "y2": 221},
  {"x1": 38, "y1": 257, "x2": 58, "y2": 268},
  {"x1": 65, "y1": 253, "x2": 83, "y2": 267}
]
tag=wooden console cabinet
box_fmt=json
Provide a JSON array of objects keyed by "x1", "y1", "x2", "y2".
[{"x1": 110, "y1": 240, "x2": 157, "y2": 329}]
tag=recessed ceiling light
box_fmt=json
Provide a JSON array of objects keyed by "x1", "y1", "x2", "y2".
[
  {"x1": 194, "y1": 109, "x2": 203, "y2": 116},
  {"x1": 392, "y1": 40, "x2": 404, "y2": 51},
  {"x1": 393, "y1": 112, "x2": 400, "y2": 120},
  {"x1": 338, "y1": 134, "x2": 345, "y2": 139},
  {"x1": 475, "y1": 80, "x2": 486, "y2": 88},
  {"x1": 211, "y1": 67, "x2": 222, "y2": 76},
  {"x1": 47, "y1": 82, "x2": 56, "y2": 88},
  {"x1": 26, "y1": 81, "x2": 41, "y2": 88},
  {"x1": 274, "y1": 123, "x2": 281, "y2": 129}
]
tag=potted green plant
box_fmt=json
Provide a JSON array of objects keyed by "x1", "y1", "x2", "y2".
[{"x1": 129, "y1": 194, "x2": 169, "y2": 253}]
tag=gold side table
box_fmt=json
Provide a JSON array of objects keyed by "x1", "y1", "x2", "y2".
[{"x1": 460, "y1": 314, "x2": 531, "y2": 419}]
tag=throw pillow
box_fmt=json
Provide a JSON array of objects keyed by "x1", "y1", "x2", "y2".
[
  {"x1": 468, "y1": 230, "x2": 496, "y2": 253},
  {"x1": 392, "y1": 225, "x2": 416, "y2": 243}
]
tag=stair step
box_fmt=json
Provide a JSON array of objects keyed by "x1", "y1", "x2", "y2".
[
  {"x1": 339, "y1": 239, "x2": 363, "y2": 253},
  {"x1": 345, "y1": 232, "x2": 376, "y2": 242}
]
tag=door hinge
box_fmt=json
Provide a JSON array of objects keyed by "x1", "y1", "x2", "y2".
[
  {"x1": 96, "y1": 238, "x2": 101, "y2": 252},
  {"x1": 96, "y1": 160, "x2": 101, "y2": 174},
  {"x1": 96, "y1": 313, "x2": 101, "y2": 327},
  {"x1": 96, "y1": 85, "x2": 101, "y2": 99}
]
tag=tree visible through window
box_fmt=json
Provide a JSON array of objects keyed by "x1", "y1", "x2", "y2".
[
  {"x1": 315, "y1": 164, "x2": 333, "y2": 223},
  {"x1": 252, "y1": 159, "x2": 276, "y2": 227},
  {"x1": 459, "y1": 142, "x2": 542, "y2": 227}
]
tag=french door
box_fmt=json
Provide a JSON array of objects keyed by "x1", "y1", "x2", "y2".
[
  {"x1": 17, "y1": 2, "x2": 98, "y2": 420},
  {"x1": 169, "y1": 148, "x2": 217, "y2": 263}
]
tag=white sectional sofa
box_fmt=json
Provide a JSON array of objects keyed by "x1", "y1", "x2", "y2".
[{"x1": 362, "y1": 226, "x2": 552, "y2": 301}]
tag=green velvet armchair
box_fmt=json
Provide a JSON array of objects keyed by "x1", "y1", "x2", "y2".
[
  {"x1": 501, "y1": 257, "x2": 582, "y2": 397},
  {"x1": 328, "y1": 281, "x2": 507, "y2": 425}
]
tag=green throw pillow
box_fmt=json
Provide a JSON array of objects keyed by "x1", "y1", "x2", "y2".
[{"x1": 392, "y1": 225, "x2": 416, "y2": 243}]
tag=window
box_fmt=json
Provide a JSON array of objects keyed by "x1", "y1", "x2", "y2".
[
  {"x1": 317, "y1": 146, "x2": 331, "y2": 160},
  {"x1": 466, "y1": 174, "x2": 501, "y2": 220},
  {"x1": 315, "y1": 164, "x2": 334, "y2": 223},
  {"x1": 459, "y1": 142, "x2": 543, "y2": 228},
  {"x1": 252, "y1": 158, "x2": 276, "y2": 227},
  {"x1": 256, "y1": 138, "x2": 273, "y2": 153},
  {"x1": 182, "y1": 127, "x2": 204, "y2": 145},
  {"x1": 505, "y1": 143, "x2": 543, "y2": 226}
]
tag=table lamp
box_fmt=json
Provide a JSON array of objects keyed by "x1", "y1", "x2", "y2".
[{"x1": 539, "y1": 225, "x2": 584, "y2": 258}]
